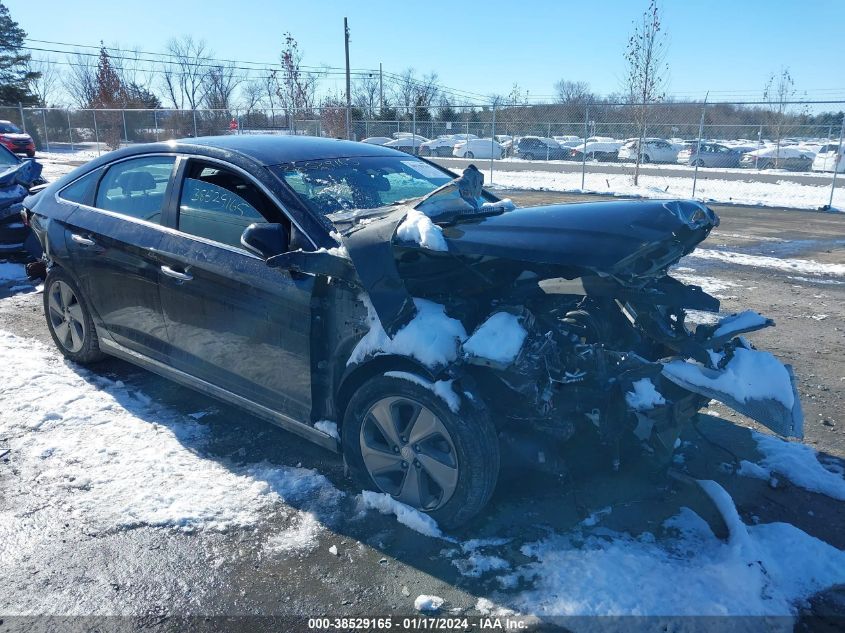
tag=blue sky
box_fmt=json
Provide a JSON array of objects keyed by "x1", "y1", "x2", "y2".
[{"x1": 7, "y1": 0, "x2": 845, "y2": 103}]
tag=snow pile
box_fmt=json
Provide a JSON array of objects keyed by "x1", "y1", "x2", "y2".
[
  {"x1": 485, "y1": 168, "x2": 844, "y2": 211},
  {"x1": 624, "y1": 378, "x2": 666, "y2": 411},
  {"x1": 689, "y1": 249, "x2": 845, "y2": 277},
  {"x1": 475, "y1": 597, "x2": 516, "y2": 617},
  {"x1": 507, "y1": 493, "x2": 845, "y2": 616},
  {"x1": 314, "y1": 419, "x2": 340, "y2": 440},
  {"x1": 384, "y1": 371, "x2": 461, "y2": 413},
  {"x1": 738, "y1": 431, "x2": 845, "y2": 501},
  {"x1": 414, "y1": 595, "x2": 444, "y2": 612},
  {"x1": 480, "y1": 198, "x2": 516, "y2": 211},
  {"x1": 713, "y1": 310, "x2": 770, "y2": 338},
  {"x1": 463, "y1": 312, "x2": 527, "y2": 364},
  {"x1": 452, "y1": 552, "x2": 511, "y2": 578},
  {"x1": 0, "y1": 330, "x2": 340, "y2": 537},
  {"x1": 396, "y1": 209, "x2": 448, "y2": 252},
  {"x1": 360, "y1": 491, "x2": 445, "y2": 539},
  {"x1": 663, "y1": 347, "x2": 795, "y2": 409},
  {"x1": 0, "y1": 262, "x2": 26, "y2": 282},
  {"x1": 347, "y1": 297, "x2": 467, "y2": 368}
]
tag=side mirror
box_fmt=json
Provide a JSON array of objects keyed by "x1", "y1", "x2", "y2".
[{"x1": 241, "y1": 223, "x2": 289, "y2": 259}]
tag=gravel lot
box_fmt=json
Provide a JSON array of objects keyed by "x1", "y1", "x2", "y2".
[{"x1": 0, "y1": 191, "x2": 843, "y2": 630}]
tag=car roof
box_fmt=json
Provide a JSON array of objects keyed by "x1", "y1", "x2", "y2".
[{"x1": 125, "y1": 134, "x2": 406, "y2": 166}]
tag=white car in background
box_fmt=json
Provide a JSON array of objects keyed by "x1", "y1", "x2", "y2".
[
  {"x1": 419, "y1": 134, "x2": 475, "y2": 157},
  {"x1": 361, "y1": 136, "x2": 392, "y2": 145},
  {"x1": 384, "y1": 135, "x2": 430, "y2": 154},
  {"x1": 570, "y1": 138, "x2": 624, "y2": 162},
  {"x1": 740, "y1": 146, "x2": 814, "y2": 171},
  {"x1": 812, "y1": 142, "x2": 845, "y2": 173},
  {"x1": 618, "y1": 138, "x2": 679, "y2": 163},
  {"x1": 453, "y1": 138, "x2": 504, "y2": 159}
]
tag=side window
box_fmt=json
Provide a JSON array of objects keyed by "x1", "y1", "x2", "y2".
[
  {"x1": 59, "y1": 168, "x2": 102, "y2": 206},
  {"x1": 95, "y1": 156, "x2": 175, "y2": 223},
  {"x1": 178, "y1": 163, "x2": 275, "y2": 249}
]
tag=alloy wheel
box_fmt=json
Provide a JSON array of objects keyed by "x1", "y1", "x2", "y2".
[
  {"x1": 359, "y1": 395, "x2": 459, "y2": 511},
  {"x1": 47, "y1": 280, "x2": 87, "y2": 353}
]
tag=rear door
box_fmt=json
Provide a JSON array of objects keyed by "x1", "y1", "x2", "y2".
[
  {"x1": 64, "y1": 154, "x2": 176, "y2": 360},
  {"x1": 156, "y1": 158, "x2": 314, "y2": 421}
]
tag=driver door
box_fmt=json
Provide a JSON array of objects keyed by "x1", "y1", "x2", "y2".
[{"x1": 156, "y1": 158, "x2": 314, "y2": 421}]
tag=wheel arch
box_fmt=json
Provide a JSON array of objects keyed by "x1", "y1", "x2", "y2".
[{"x1": 334, "y1": 354, "x2": 439, "y2": 428}]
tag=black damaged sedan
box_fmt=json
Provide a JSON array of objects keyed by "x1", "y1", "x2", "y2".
[{"x1": 23, "y1": 135, "x2": 803, "y2": 527}]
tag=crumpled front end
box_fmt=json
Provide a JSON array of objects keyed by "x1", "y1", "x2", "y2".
[
  {"x1": 314, "y1": 187, "x2": 804, "y2": 470},
  {"x1": 1, "y1": 157, "x2": 44, "y2": 255}
]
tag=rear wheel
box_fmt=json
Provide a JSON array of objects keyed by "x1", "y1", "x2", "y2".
[
  {"x1": 342, "y1": 374, "x2": 499, "y2": 528},
  {"x1": 642, "y1": 154, "x2": 651, "y2": 163},
  {"x1": 43, "y1": 268, "x2": 105, "y2": 364},
  {"x1": 464, "y1": 151, "x2": 474, "y2": 159},
  {"x1": 695, "y1": 158, "x2": 705, "y2": 167}
]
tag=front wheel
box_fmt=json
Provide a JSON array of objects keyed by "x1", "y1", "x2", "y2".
[
  {"x1": 43, "y1": 268, "x2": 105, "y2": 364},
  {"x1": 464, "y1": 151, "x2": 474, "y2": 159},
  {"x1": 342, "y1": 374, "x2": 499, "y2": 528}
]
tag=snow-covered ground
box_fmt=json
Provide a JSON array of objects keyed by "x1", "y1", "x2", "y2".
[
  {"x1": 2, "y1": 313, "x2": 844, "y2": 621},
  {"x1": 487, "y1": 168, "x2": 843, "y2": 211}
]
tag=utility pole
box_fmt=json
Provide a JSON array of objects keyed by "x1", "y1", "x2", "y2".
[
  {"x1": 379, "y1": 62, "x2": 383, "y2": 114},
  {"x1": 344, "y1": 17, "x2": 352, "y2": 140}
]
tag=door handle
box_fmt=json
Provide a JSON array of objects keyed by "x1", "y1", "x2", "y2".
[
  {"x1": 71, "y1": 233, "x2": 96, "y2": 247},
  {"x1": 160, "y1": 265, "x2": 193, "y2": 282}
]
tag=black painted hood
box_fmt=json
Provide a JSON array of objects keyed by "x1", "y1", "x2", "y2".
[
  {"x1": 334, "y1": 198, "x2": 719, "y2": 334},
  {"x1": 440, "y1": 199, "x2": 718, "y2": 277}
]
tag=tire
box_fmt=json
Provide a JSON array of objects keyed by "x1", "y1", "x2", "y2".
[
  {"x1": 43, "y1": 267, "x2": 105, "y2": 364},
  {"x1": 695, "y1": 159, "x2": 705, "y2": 167},
  {"x1": 642, "y1": 154, "x2": 650, "y2": 164},
  {"x1": 464, "y1": 151, "x2": 474, "y2": 159},
  {"x1": 26, "y1": 150, "x2": 35, "y2": 158},
  {"x1": 342, "y1": 374, "x2": 499, "y2": 529}
]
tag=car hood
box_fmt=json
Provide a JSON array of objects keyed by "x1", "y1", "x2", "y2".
[
  {"x1": 441, "y1": 199, "x2": 718, "y2": 278},
  {"x1": 0, "y1": 133, "x2": 32, "y2": 142},
  {"x1": 327, "y1": 198, "x2": 719, "y2": 335}
]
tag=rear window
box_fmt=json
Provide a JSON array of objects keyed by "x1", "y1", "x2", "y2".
[
  {"x1": 95, "y1": 156, "x2": 175, "y2": 223},
  {"x1": 58, "y1": 168, "x2": 102, "y2": 206}
]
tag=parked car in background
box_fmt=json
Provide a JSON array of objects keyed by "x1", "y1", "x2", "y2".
[
  {"x1": 570, "y1": 139, "x2": 622, "y2": 162},
  {"x1": 0, "y1": 145, "x2": 45, "y2": 256},
  {"x1": 740, "y1": 146, "x2": 814, "y2": 171},
  {"x1": 361, "y1": 137, "x2": 393, "y2": 146},
  {"x1": 618, "y1": 138, "x2": 679, "y2": 163},
  {"x1": 0, "y1": 120, "x2": 36, "y2": 158},
  {"x1": 514, "y1": 136, "x2": 569, "y2": 160},
  {"x1": 494, "y1": 135, "x2": 514, "y2": 156},
  {"x1": 677, "y1": 143, "x2": 745, "y2": 168},
  {"x1": 420, "y1": 134, "x2": 474, "y2": 157},
  {"x1": 384, "y1": 135, "x2": 429, "y2": 155},
  {"x1": 812, "y1": 143, "x2": 845, "y2": 173},
  {"x1": 452, "y1": 138, "x2": 504, "y2": 159}
]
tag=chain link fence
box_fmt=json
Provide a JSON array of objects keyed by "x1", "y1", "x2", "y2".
[{"x1": 2, "y1": 101, "x2": 843, "y2": 210}]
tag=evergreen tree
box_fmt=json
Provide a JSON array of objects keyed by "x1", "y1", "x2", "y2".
[{"x1": 0, "y1": 1, "x2": 39, "y2": 105}]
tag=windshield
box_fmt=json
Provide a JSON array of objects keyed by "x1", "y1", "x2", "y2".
[
  {"x1": 271, "y1": 156, "x2": 454, "y2": 217},
  {"x1": 0, "y1": 122, "x2": 22, "y2": 134}
]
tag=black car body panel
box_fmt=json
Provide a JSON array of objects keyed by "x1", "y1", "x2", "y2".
[{"x1": 26, "y1": 137, "x2": 803, "y2": 482}]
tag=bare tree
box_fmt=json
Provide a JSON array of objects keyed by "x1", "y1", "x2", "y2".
[
  {"x1": 391, "y1": 68, "x2": 439, "y2": 117},
  {"x1": 63, "y1": 51, "x2": 98, "y2": 107},
  {"x1": 241, "y1": 79, "x2": 265, "y2": 113},
  {"x1": 763, "y1": 68, "x2": 798, "y2": 168},
  {"x1": 554, "y1": 80, "x2": 592, "y2": 105},
  {"x1": 623, "y1": 0, "x2": 668, "y2": 184},
  {"x1": 273, "y1": 33, "x2": 320, "y2": 131},
  {"x1": 114, "y1": 45, "x2": 156, "y2": 97},
  {"x1": 203, "y1": 62, "x2": 241, "y2": 110},
  {"x1": 161, "y1": 36, "x2": 210, "y2": 110},
  {"x1": 26, "y1": 56, "x2": 60, "y2": 106},
  {"x1": 352, "y1": 73, "x2": 380, "y2": 118}
]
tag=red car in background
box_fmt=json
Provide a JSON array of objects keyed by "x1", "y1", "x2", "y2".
[{"x1": 0, "y1": 120, "x2": 36, "y2": 157}]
